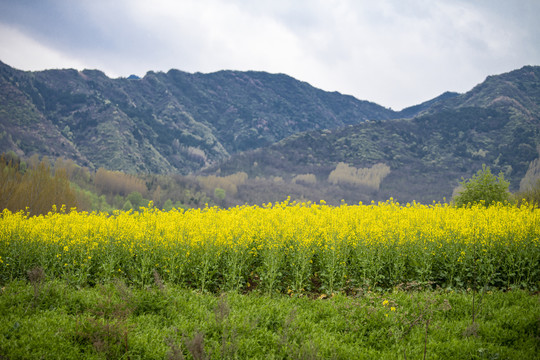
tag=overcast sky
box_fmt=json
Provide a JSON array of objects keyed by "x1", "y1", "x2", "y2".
[{"x1": 0, "y1": 0, "x2": 539, "y2": 110}]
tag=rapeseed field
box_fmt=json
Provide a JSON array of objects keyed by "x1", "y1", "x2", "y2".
[{"x1": 1, "y1": 199, "x2": 538, "y2": 294}]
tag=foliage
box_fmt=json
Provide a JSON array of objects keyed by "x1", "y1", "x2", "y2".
[
  {"x1": 197, "y1": 172, "x2": 248, "y2": 198},
  {"x1": 213, "y1": 188, "x2": 226, "y2": 201},
  {"x1": 0, "y1": 280, "x2": 538, "y2": 359},
  {"x1": 0, "y1": 154, "x2": 77, "y2": 215},
  {"x1": 0, "y1": 153, "x2": 222, "y2": 213},
  {"x1": 453, "y1": 165, "x2": 510, "y2": 207},
  {"x1": 122, "y1": 200, "x2": 133, "y2": 212},
  {"x1": 163, "y1": 199, "x2": 174, "y2": 211},
  {"x1": 514, "y1": 178, "x2": 540, "y2": 207},
  {"x1": 291, "y1": 173, "x2": 317, "y2": 185},
  {"x1": 125, "y1": 191, "x2": 148, "y2": 211},
  {"x1": 94, "y1": 168, "x2": 147, "y2": 197},
  {"x1": 328, "y1": 162, "x2": 390, "y2": 189}
]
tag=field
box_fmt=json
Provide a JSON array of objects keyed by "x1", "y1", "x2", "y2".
[{"x1": 1, "y1": 200, "x2": 539, "y2": 358}]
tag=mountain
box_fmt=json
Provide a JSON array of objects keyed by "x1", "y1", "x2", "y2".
[
  {"x1": 204, "y1": 66, "x2": 540, "y2": 204},
  {"x1": 0, "y1": 61, "x2": 396, "y2": 174},
  {"x1": 1, "y1": 60, "x2": 539, "y2": 204},
  {"x1": 396, "y1": 91, "x2": 460, "y2": 118}
]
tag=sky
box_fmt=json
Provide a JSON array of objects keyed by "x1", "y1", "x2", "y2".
[{"x1": 0, "y1": 0, "x2": 539, "y2": 110}]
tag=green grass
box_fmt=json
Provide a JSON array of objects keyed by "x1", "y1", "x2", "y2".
[{"x1": 0, "y1": 279, "x2": 538, "y2": 359}]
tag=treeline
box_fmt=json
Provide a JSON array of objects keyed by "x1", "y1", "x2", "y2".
[
  {"x1": 1, "y1": 152, "x2": 391, "y2": 214},
  {"x1": 328, "y1": 162, "x2": 391, "y2": 190},
  {"x1": 0, "y1": 152, "x2": 423, "y2": 213},
  {"x1": 0, "y1": 153, "x2": 77, "y2": 215},
  {"x1": 0, "y1": 152, "x2": 216, "y2": 215},
  {"x1": 3, "y1": 152, "x2": 539, "y2": 214}
]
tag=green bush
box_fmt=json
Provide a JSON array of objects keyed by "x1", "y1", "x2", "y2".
[{"x1": 453, "y1": 164, "x2": 510, "y2": 207}]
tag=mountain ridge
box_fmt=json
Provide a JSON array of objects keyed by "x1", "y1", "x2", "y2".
[
  {"x1": 204, "y1": 65, "x2": 540, "y2": 203},
  {"x1": 1, "y1": 61, "x2": 539, "y2": 203},
  {"x1": 0, "y1": 60, "x2": 398, "y2": 174}
]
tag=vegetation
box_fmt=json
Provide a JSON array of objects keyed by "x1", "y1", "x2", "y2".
[
  {"x1": 0, "y1": 153, "x2": 218, "y2": 214},
  {"x1": 515, "y1": 178, "x2": 540, "y2": 206},
  {"x1": 453, "y1": 164, "x2": 510, "y2": 207},
  {"x1": 328, "y1": 162, "x2": 390, "y2": 190},
  {"x1": 2, "y1": 200, "x2": 538, "y2": 292},
  {"x1": 1, "y1": 158, "x2": 539, "y2": 358},
  {"x1": 1, "y1": 199, "x2": 539, "y2": 358},
  {"x1": 0, "y1": 154, "x2": 77, "y2": 215},
  {"x1": 211, "y1": 104, "x2": 539, "y2": 204},
  {"x1": 0, "y1": 60, "x2": 396, "y2": 175},
  {"x1": 2, "y1": 61, "x2": 539, "y2": 205},
  {"x1": 0, "y1": 280, "x2": 538, "y2": 359}
]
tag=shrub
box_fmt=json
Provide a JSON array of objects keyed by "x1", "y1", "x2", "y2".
[{"x1": 453, "y1": 164, "x2": 510, "y2": 207}]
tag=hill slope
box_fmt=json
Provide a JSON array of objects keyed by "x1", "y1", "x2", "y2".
[
  {"x1": 206, "y1": 66, "x2": 540, "y2": 203},
  {"x1": 0, "y1": 61, "x2": 396, "y2": 174}
]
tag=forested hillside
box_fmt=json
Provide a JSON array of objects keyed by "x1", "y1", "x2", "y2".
[
  {"x1": 205, "y1": 66, "x2": 540, "y2": 204},
  {"x1": 0, "y1": 61, "x2": 396, "y2": 174}
]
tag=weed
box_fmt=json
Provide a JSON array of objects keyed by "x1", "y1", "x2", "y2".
[
  {"x1": 0, "y1": 281, "x2": 538, "y2": 358},
  {"x1": 463, "y1": 322, "x2": 479, "y2": 338},
  {"x1": 212, "y1": 294, "x2": 240, "y2": 358},
  {"x1": 165, "y1": 328, "x2": 185, "y2": 360},
  {"x1": 27, "y1": 266, "x2": 45, "y2": 308},
  {"x1": 183, "y1": 331, "x2": 209, "y2": 360},
  {"x1": 154, "y1": 269, "x2": 166, "y2": 294},
  {"x1": 74, "y1": 282, "x2": 133, "y2": 358},
  {"x1": 214, "y1": 294, "x2": 230, "y2": 325},
  {"x1": 387, "y1": 291, "x2": 452, "y2": 360},
  {"x1": 279, "y1": 308, "x2": 300, "y2": 356}
]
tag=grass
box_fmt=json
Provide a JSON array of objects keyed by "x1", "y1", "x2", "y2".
[{"x1": 0, "y1": 278, "x2": 538, "y2": 359}]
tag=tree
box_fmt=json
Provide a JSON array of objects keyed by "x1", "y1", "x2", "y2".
[
  {"x1": 122, "y1": 200, "x2": 133, "y2": 211},
  {"x1": 214, "y1": 188, "x2": 226, "y2": 201},
  {"x1": 126, "y1": 191, "x2": 144, "y2": 210},
  {"x1": 163, "y1": 199, "x2": 174, "y2": 211},
  {"x1": 514, "y1": 178, "x2": 540, "y2": 207},
  {"x1": 453, "y1": 164, "x2": 510, "y2": 207},
  {"x1": 1, "y1": 154, "x2": 78, "y2": 215}
]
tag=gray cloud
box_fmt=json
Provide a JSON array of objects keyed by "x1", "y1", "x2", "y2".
[{"x1": 0, "y1": 0, "x2": 539, "y2": 109}]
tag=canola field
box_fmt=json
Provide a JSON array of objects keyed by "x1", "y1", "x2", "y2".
[{"x1": 1, "y1": 199, "x2": 539, "y2": 293}]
